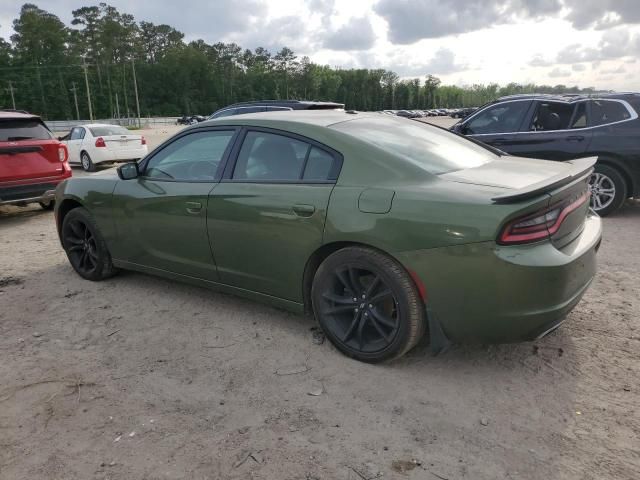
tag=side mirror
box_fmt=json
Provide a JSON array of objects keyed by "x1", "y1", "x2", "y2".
[{"x1": 117, "y1": 162, "x2": 139, "y2": 180}]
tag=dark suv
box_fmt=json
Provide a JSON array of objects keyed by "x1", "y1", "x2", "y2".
[
  {"x1": 451, "y1": 93, "x2": 640, "y2": 215},
  {"x1": 209, "y1": 100, "x2": 344, "y2": 120}
]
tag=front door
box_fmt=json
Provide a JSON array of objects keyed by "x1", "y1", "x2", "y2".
[
  {"x1": 111, "y1": 128, "x2": 238, "y2": 280},
  {"x1": 207, "y1": 129, "x2": 341, "y2": 301}
]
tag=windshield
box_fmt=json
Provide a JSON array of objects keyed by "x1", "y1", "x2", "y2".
[
  {"x1": 89, "y1": 126, "x2": 130, "y2": 136},
  {"x1": 0, "y1": 119, "x2": 52, "y2": 141},
  {"x1": 334, "y1": 116, "x2": 495, "y2": 174}
]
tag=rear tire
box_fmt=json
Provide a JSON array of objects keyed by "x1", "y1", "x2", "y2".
[
  {"x1": 589, "y1": 164, "x2": 627, "y2": 217},
  {"x1": 311, "y1": 247, "x2": 426, "y2": 363},
  {"x1": 62, "y1": 207, "x2": 117, "y2": 281},
  {"x1": 81, "y1": 151, "x2": 95, "y2": 172}
]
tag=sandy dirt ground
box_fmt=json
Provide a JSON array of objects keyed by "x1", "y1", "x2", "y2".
[{"x1": 1, "y1": 119, "x2": 638, "y2": 480}]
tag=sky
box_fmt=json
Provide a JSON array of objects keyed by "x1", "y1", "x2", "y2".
[{"x1": 1, "y1": 0, "x2": 639, "y2": 90}]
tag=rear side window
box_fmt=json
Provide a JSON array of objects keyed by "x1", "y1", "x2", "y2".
[
  {"x1": 89, "y1": 126, "x2": 130, "y2": 136},
  {"x1": 337, "y1": 116, "x2": 494, "y2": 175},
  {"x1": 303, "y1": 147, "x2": 334, "y2": 180},
  {"x1": 233, "y1": 132, "x2": 307, "y2": 181},
  {"x1": 0, "y1": 119, "x2": 52, "y2": 141},
  {"x1": 529, "y1": 102, "x2": 574, "y2": 131},
  {"x1": 590, "y1": 100, "x2": 631, "y2": 126},
  {"x1": 70, "y1": 127, "x2": 85, "y2": 140},
  {"x1": 465, "y1": 101, "x2": 530, "y2": 134},
  {"x1": 570, "y1": 102, "x2": 588, "y2": 129}
]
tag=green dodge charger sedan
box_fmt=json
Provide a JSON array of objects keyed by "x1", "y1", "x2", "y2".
[{"x1": 54, "y1": 111, "x2": 602, "y2": 363}]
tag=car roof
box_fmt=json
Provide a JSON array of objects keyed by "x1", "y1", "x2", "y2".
[
  {"x1": 201, "y1": 110, "x2": 374, "y2": 128},
  {"x1": 225, "y1": 99, "x2": 344, "y2": 108},
  {"x1": 0, "y1": 110, "x2": 40, "y2": 120},
  {"x1": 495, "y1": 92, "x2": 640, "y2": 103}
]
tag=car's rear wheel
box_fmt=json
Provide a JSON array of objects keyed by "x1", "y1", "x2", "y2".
[
  {"x1": 81, "y1": 152, "x2": 95, "y2": 172},
  {"x1": 589, "y1": 164, "x2": 627, "y2": 216},
  {"x1": 62, "y1": 207, "x2": 117, "y2": 281},
  {"x1": 311, "y1": 247, "x2": 426, "y2": 363}
]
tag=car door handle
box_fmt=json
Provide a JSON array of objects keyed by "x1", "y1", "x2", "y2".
[
  {"x1": 566, "y1": 135, "x2": 585, "y2": 142},
  {"x1": 185, "y1": 201, "x2": 202, "y2": 214},
  {"x1": 292, "y1": 204, "x2": 315, "y2": 217}
]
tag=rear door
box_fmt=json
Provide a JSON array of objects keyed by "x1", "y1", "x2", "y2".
[
  {"x1": 0, "y1": 117, "x2": 63, "y2": 181},
  {"x1": 509, "y1": 100, "x2": 593, "y2": 160},
  {"x1": 207, "y1": 128, "x2": 342, "y2": 301},
  {"x1": 460, "y1": 100, "x2": 533, "y2": 149}
]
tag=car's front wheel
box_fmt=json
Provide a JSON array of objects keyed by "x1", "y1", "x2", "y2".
[
  {"x1": 589, "y1": 164, "x2": 627, "y2": 216},
  {"x1": 81, "y1": 152, "x2": 95, "y2": 172},
  {"x1": 62, "y1": 207, "x2": 117, "y2": 281},
  {"x1": 312, "y1": 247, "x2": 426, "y2": 363}
]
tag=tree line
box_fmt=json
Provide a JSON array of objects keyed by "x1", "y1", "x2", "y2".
[{"x1": 0, "y1": 3, "x2": 600, "y2": 120}]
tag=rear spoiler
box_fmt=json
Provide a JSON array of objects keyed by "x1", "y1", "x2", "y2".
[{"x1": 491, "y1": 157, "x2": 596, "y2": 204}]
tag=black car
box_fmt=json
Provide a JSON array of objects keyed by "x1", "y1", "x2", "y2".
[
  {"x1": 209, "y1": 100, "x2": 344, "y2": 120},
  {"x1": 451, "y1": 93, "x2": 640, "y2": 215}
]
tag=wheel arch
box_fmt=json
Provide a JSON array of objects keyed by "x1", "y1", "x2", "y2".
[
  {"x1": 56, "y1": 196, "x2": 85, "y2": 242},
  {"x1": 594, "y1": 155, "x2": 635, "y2": 198}
]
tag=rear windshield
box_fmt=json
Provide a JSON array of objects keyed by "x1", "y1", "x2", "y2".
[
  {"x1": 335, "y1": 116, "x2": 495, "y2": 174},
  {"x1": 0, "y1": 119, "x2": 52, "y2": 141},
  {"x1": 89, "y1": 126, "x2": 130, "y2": 136}
]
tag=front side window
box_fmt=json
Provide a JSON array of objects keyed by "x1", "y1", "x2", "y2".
[
  {"x1": 337, "y1": 116, "x2": 494, "y2": 175},
  {"x1": 590, "y1": 100, "x2": 631, "y2": 126},
  {"x1": 529, "y1": 102, "x2": 575, "y2": 131},
  {"x1": 464, "y1": 101, "x2": 530, "y2": 134},
  {"x1": 145, "y1": 130, "x2": 234, "y2": 181},
  {"x1": 233, "y1": 131, "x2": 308, "y2": 181}
]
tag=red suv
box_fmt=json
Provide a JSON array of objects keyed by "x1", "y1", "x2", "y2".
[{"x1": 0, "y1": 110, "x2": 71, "y2": 210}]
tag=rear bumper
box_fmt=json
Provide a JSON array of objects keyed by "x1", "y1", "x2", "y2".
[
  {"x1": 0, "y1": 181, "x2": 60, "y2": 205},
  {"x1": 396, "y1": 212, "x2": 602, "y2": 344},
  {"x1": 91, "y1": 146, "x2": 147, "y2": 164}
]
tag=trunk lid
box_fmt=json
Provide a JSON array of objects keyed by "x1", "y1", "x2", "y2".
[{"x1": 442, "y1": 156, "x2": 594, "y2": 248}]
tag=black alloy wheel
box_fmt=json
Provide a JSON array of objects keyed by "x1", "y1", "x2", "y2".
[
  {"x1": 61, "y1": 207, "x2": 117, "y2": 281},
  {"x1": 320, "y1": 265, "x2": 399, "y2": 353},
  {"x1": 312, "y1": 247, "x2": 426, "y2": 363}
]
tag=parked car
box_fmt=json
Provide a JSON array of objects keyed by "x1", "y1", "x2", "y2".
[
  {"x1": 451, "y1": 93, "x2": 640, "y2": 215},
  {"x1": 0, "y1": 110, "x2": 71, "y2": 209},
  {"x1": 209, "y1": 100, "x2": 344, "y2": 120},
  {"x1": 60, "y1": 123, "x2": 148, "y2": 172},
  {"x1": 55, "y1": 111, "x2": 600, "y2": 362}
]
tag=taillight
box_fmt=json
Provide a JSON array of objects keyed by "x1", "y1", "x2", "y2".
[
  {"x1": 57, "y1": 144, "x2": 68, "y2": 162},
  {"x1": 498, "y1": 191, "x2": 590, "y2": 245},
  {"x1": 141, "y1": 136, "x2": 147, "y2": 145},
  {"x1": 95, "y1": 137, "x2": 106, "y2": 147}
]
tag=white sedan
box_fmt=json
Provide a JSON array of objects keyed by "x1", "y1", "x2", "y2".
[{"x1": 61, "y1": 123, "x2": 148, "y2": 171}]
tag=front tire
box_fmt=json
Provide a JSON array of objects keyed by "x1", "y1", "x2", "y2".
[
  {"x1": 589, "y1": 164, "x2": 627, "y2": 216},
  {"x1": 81, "y1": 151, "x2": 95, "y2": 172},
  {"x1": 311, "y1": 247, "x2": 426, "y2": 363},
  {"x1": 61, "y1": 207, "x2": 117, "y2": 281}
]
